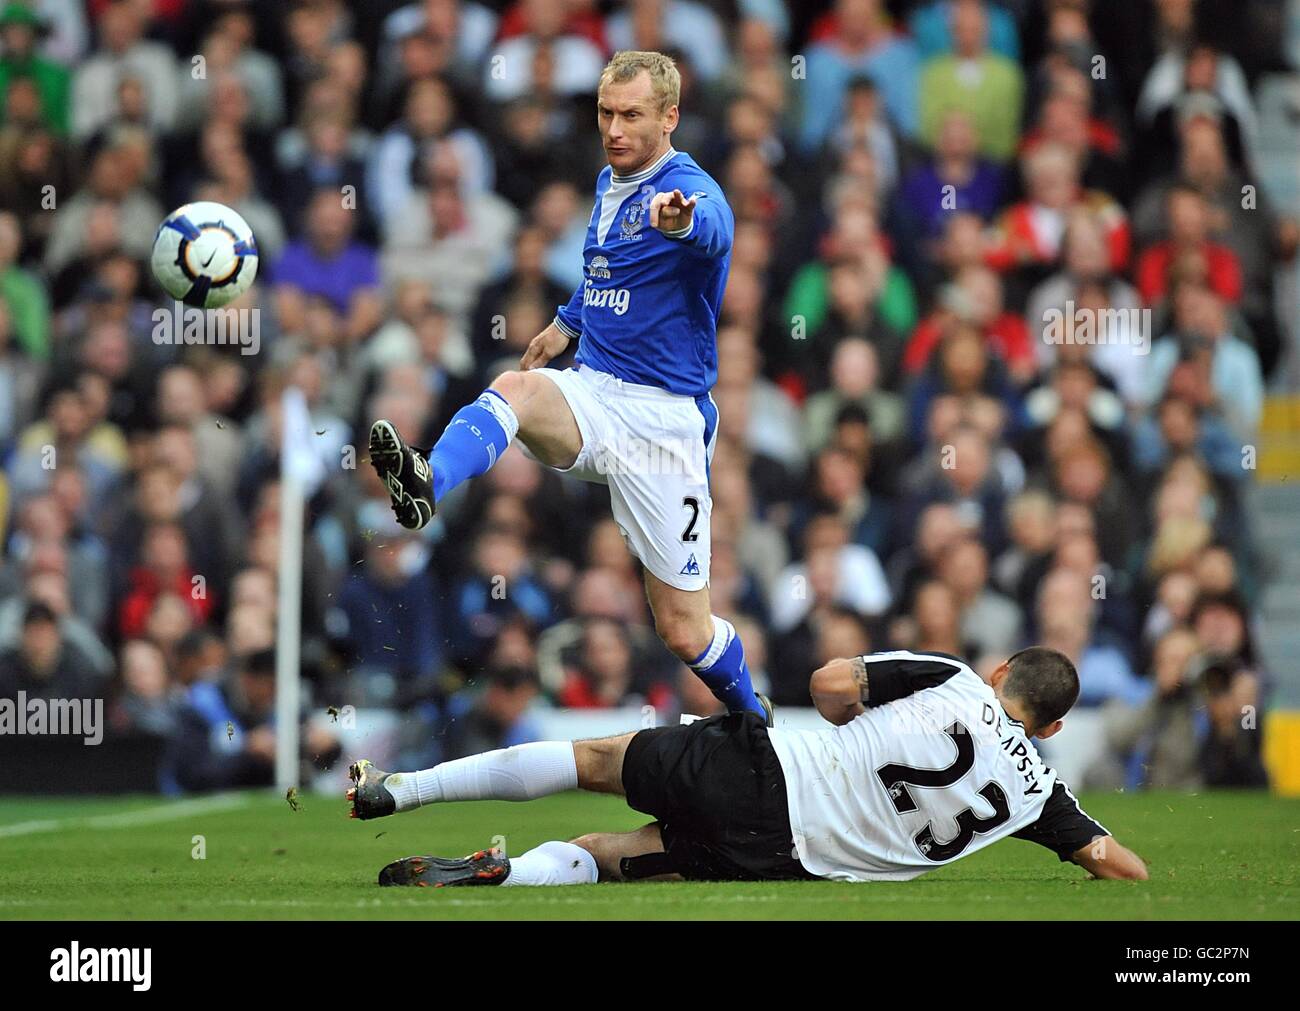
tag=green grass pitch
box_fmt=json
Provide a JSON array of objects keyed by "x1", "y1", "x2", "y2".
[{"x1": 1, "y1": 790, "x2": 1296, "y2": 919}]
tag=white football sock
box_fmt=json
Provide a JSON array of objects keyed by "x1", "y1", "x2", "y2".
[
  {"x1": 385, "y1": 741, "x2": 578, "y2": 812},
  {"x1": 502, "y1": 841, "x2": 599, "y2": 886},
  {"x1": 478, "y1": 389, "x2": 520, "y2": 442},
  {"x1": 690, "y1": 615, "x2": 735, "y2": 671}
]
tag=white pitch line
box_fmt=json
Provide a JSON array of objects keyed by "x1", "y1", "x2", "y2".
[
  {"x1": 0, "y1": 793, "x2": 253, "y2": 839},
  {"x1": 0, "y1": 819, "x2": 61, "y2": 838}
]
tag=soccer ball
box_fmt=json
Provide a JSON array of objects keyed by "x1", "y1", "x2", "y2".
[{"x1": 151, "y1": 201, "x2": 259, "y2": 308}]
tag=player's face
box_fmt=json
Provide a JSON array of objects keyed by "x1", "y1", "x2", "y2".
[{"x1": 597, "y1": 72, "x2": 677, "y2": 175}]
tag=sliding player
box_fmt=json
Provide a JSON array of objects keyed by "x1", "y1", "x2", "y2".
[{"x1": 347, "y1": 647, "x2": 1148, "y2": 886}]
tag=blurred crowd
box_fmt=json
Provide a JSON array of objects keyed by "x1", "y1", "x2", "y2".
[{"x1": 0, "y1": 0, "x2": 1295, "y2": 792}]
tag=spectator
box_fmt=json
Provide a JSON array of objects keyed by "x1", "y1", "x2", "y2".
[
  {"x1": 1025, "y1": 216, "x2": 1147, "y2": 402},
  {"x1": 770, "y1": 603, "x2": 871, "y2": 707},
  {"x1": 1021, "y1": 66, "x2": 1126, "y2": 200},
  {"x1": 381, "y1": 139, "x2": 519, "y2": 325},
  {"x1": 10, "y1": 489, "x2": 108, "y2": 630},
  {"x1": 70, "y1": 0, "x2": 176, "y2": 139},
  {"x1": 818, "y1": 76, "x2": 901, "y2": 198},
  {"x1": 791, "y1": 444, "x2": 892, "y2": 557},
  {"x1": 0, "y1": 598, "x2": 106, "y2": 699},
  {"x1": 0, "y1": 3, "x2": 70, "y2": 134},
  {"x1": 897, "y1": 109, "x2": 1006, "y2": 240},
  {"x1": 905, "y1": 579, "x2": 966, "y2": 657},
  {"x1": 802, "y1": 337, "x2": 906, "y2": 453},
  {"x1": 1103, "y1": 627, "x2": 1203, "y2": 789},
  {"x1": 167, "y1": 648, "x2": 339, "y2": 793},
  {"x1": 368, "y1": 75, "x2": 491, "y2": 227},
  {"x1": 918, "y1": 0, "x2": 1024, "y2": 162},
  {"x1": 1035, "y1": 567, "x2": 1148, "y2": 708},
  {"x1": 558, "y1": 616, "x2": 669, "y2": 710},
  {"x1": 771, "y1": 512, "x2": 891, "y2": 637},
  {"x1": 910, "y1": 0, "x2": 1019, "y2": 62},
  {"x1": 481, "y1": 0, "x2": 604, "y2": 104},
  {"x1": 606, "y1": 0, "x2": 729, "y2": 83},
  {"x1": 1200, "y1": 659, "x2": 1268, "y2": 788},
  {"x1": 439, "y1": 663, "x2": 541, "y2": 761},
  {"x1": 8, "y1": 380, "x2": 128, "y2": 503},
  {"x1": 1136, "y1": 43, "x2": 1256, "y2": 180},
  {"x1": 903, "y1": 412, "x2": 1013, "y2": 556},
  {"x1": 274, "y1": 188, "x2": 383, "y2": 345},
  {"x1": 0, "y1": 211, "x2": 49, "y2": 359},
  {"x1": 176, "y1": 7, "x2": 284, "y2": 134},
  {"x1": 983, "y1": 143, "x2": 1129, "y2": 278},
  {"x1": 113, "y1": 638, "x2": 177, "y2": 738},
  {"x1": 0, "y1": 298, "x2": 42, "y2": 449},
  {"x1": 904, "y1": 265, "x2": 1034, "y2": 380},
  {"x1": 336, "y1": 523, "x2": 444, "y2": 700},
  {"x1": 1142, "y1": 280, "x2": 1264, "y2": 442},
  {"x1": 801, "y1": 0, "x2": 921, "y2": 150},
  {"x1": 937, "y1": 535, "x2": 1023, "y2": 657},
  {"x1": 117, "y1": 520, "x2": 215, "y2": 640},
  {"x1": 1135, "y1": 185, "x2": 1242, "y2": 307},
  {"x1": 992, "y1": 489, "x2": 1055, "y2": 612},
  {"x1": 448, "y1": 525, "x2": 555, "y2": 667},
  {"x1": 0, "y1": 563, "x2": 113, "y2": 677}
]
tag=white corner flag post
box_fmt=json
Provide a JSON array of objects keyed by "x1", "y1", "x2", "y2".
[{"x1": 276, "y1": 385, "x2": 326, "y2": 792}]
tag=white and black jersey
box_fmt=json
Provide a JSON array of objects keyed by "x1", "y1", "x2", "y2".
[{"x1": 766, "y1": 651, "x2": 1108, "y2": 882}]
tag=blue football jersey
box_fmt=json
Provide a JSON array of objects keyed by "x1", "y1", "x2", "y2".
[{"x1": 552, "y1": 147, "x2": 734, "y2": 397}]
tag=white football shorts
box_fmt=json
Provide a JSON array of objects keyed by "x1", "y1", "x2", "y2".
[{"x1": 532, "y1": 364, "x2": 718, "y2": 591}]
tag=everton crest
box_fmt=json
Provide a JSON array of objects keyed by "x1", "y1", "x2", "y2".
[{"x1": 620, "y1": 200, "x2": 646, "y2": 240}]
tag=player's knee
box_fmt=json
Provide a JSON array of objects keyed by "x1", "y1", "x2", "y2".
[
  {"x1": 488, "y1": 369, "x2": 529, "y2": 407},
  {"x1": 654, "y1": 611, "x2": 712, "y2": 662},
  {"x1": 569, "y1": 833, "x2": 618, "y2": 880}
]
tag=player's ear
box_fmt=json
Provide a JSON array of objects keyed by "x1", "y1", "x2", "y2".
[
  {"x1": 1035, "y1": 718, "x2": 1064, "y2": 741},
  {"x1": 664, "y1": 104, "x2": 679, "y2": 133},
  {"x1": 988, "y1": 661, "x2": 1009, "y2": 688}
]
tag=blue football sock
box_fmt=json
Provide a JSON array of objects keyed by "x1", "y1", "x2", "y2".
[
  {"x1": 689, "y1": 616, "x2": 766, "y2": 717},
  {"x1": 428, "y1": 389, "x2": 519, "y2": 502}
]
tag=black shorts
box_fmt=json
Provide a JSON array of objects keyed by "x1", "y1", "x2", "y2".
[{"x1": 620, "y1": 711, "x2": 817, "y2": 882}]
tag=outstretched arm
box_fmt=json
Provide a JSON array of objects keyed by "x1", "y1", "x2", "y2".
[
  {"x1": 650, "y1": 187, "x2": 733, "y2": 258},
  {"x1": 1012, "y1": 781, "x2": 1147, "y2": 880}
]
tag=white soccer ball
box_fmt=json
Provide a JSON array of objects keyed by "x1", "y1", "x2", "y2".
[{"x1": 151, "y1": 201, "x2": 259, "y2": 308}]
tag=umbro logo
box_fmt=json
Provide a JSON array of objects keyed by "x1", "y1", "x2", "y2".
[{"x1": 679, "y1": 554, "x2": 700, "y2": 576}]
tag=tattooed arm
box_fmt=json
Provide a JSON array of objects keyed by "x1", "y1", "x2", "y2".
[
  {"x1": 809, "y1": 653, "x2": 966, "y2": 725},
  {"x1": 809, "y1": 657, "x2": 870, "y2": 726}
]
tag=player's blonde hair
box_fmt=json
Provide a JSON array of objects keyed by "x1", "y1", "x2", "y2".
[{"x1": 598, "y1": 51, "x2": 680, "y2": 114}]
